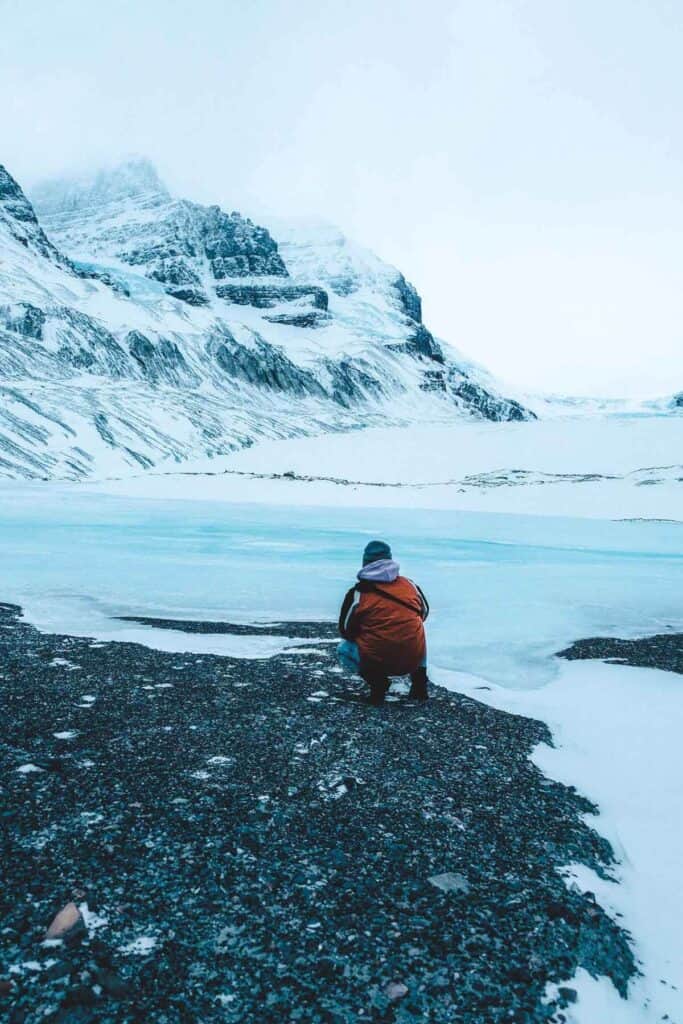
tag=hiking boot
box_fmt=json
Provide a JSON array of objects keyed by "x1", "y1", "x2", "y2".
[{"x1": 408, "y1": 667, "x2": 429, "y2": 702}]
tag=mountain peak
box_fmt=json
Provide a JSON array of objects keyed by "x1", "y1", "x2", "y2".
[
  {"x1": 30, "y1": 159, "x2": 290, "y2": 296},
  {"x1": 95, "y1": 157, "x2": 168, "y2": 198},
  {"x1": 32, "y1": 157, "x2": 169, "y2": 217}
]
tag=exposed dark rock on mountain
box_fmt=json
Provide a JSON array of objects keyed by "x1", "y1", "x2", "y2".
[
  {"x1": 390, "y1": 323, "x2": 445, "y2": 363},
  {"x1": 1, "y1": 603, "x2": 634, "y2": 1023},
  {"x1": 53, "y1": 307, "x2": 132, "y2": 376},
  {"x1": 410, "y1": 324, "x2": 445, "y2": 362},
  {"x1": 214, "y1": 283, "x2": 329, "y2": 309},
  {"x1": 0, "y1": 302, "x2": 46, "y2": 340},
  {"x1": 166, "y1": 286, "x2": 210, "y2": 306},
  {"x1": 323, "y1": 358, "x2": 386, "y2": 407},
  {"x1": 126, "y1": 330, "x2": 198, "y2": 387},
  {"x1": 0, "y1": 166, "x2": 66, "y2": 264},
  {"x1": 142, "y1": 254, "x2": 203, "y2": 286},
  {"x1": 394, "y1": 272, "x2": 423, "y2": 322},
  {"x1": 420, "y1": 366, "x2": 534, "y2": 422},
  {"x1": 0, "y1": 303, "x2": 133, "y2": 381},
  {"x1": 201, "y1": 205, "x2": 287, "y2": 279},
  {"x1": 421, "y1": 367, "x2": 448, "y2": 393},
  {"x1": 388, "y1": 273, "x2": 445, "y2": 363},
  {"x1": 104, "y1": 199, "x2": 288, "y2": 294},
  {"x1": 208, "y1": 330, "x2": 326, "y2": 398},
  {"x1": 446, "y1": 369, "x2": 533, "y2": 422},
  {"x1": 263, "y1": 310, "x2": 331, "y2": 328}
]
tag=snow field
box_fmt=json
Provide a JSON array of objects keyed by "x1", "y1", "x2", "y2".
[
  {"x1": 441, "y1": 660, "x2": 683, "y2": 1024},
  {"x1": 93, "y1": 415, "x2": 683, "y2": 520}
]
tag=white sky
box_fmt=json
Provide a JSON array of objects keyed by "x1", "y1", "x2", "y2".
[{"x1": 2, "y1": 0, "x2": 682, "y2": 397}]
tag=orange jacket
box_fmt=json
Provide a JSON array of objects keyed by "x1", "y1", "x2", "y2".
[{"x1": 339, "y1": 575, "x2": 429, "y2": 675}]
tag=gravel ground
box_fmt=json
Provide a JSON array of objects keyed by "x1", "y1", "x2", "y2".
[
  {"x1": 558, "y1": 631, "x2": 683, "y2": 674},
  {"x1": 1, "y1": 602, "x2": 634, "y2": 1023}
]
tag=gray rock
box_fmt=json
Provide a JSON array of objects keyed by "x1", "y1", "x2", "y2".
[
  {"x1": 558, "y1": 986, "x2": 578, "y2": 1004},
  {"x1": 385, "y1": 981, "x2": 409, "y2": 1001},
  {"x1": 94, "y1": 967, "x2": 134, "y2": 999},
  {"x1": 428, "y1": 872, "x2": 471, "y2": 894}
]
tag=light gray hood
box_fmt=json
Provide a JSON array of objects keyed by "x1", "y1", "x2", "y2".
[{"x1": 357, "y1": 558, "x2": 400, "y2": 583}]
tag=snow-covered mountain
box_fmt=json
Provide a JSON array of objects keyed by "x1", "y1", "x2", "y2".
[{"x1": 0, "y1": 157, "x2": 533, "y2": 480}]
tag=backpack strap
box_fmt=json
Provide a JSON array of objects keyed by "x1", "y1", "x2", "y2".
[
  {"x1": 339, "y1": 585, "x2": 361, "y2": 637},
  {"x1": 408, "y1": 580, "x2": 430, "y2": 621},
  {"x1": 368, "y1": 583, "x2": 423, "y2": 615}
]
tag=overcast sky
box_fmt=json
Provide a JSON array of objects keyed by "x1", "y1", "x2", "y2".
[{"x1": 2, "y1": 0, "x2": 682, "y2": 397}]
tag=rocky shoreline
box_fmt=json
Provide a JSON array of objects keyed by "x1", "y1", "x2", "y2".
[
  {"x1": 558, "y1": 631, "x2": 683, "y2": 675},
  {"x1": 1, "y1": 602, "x2": 635, "y2": 1023}
]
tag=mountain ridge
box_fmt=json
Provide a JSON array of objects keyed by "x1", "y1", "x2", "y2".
[{"x1": 0, "y1": 158, "x2": 541, "y2": 480}]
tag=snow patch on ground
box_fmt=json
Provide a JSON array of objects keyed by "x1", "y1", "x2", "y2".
[
  {"x1": 118, "y1": 936, "x2": 157, "y2": 956},
  {"x1": 16, "y1": 592, "x2": 331, "y2": 660},
  {"x1": 439, "y1": 659, "x2": 683, "y2": 1023},
  {"x1": 79, "y1": 902, "x2": 109, "y2": 934}
]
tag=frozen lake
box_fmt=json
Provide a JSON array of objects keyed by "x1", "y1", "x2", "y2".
[{"x1": 2, "y1": 483, "x2": 681, "y2": 687}]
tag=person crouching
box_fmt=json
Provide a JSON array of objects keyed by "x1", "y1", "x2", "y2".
[{"x1": 337, "y1": 540, "x2": 430, "y2": 706}]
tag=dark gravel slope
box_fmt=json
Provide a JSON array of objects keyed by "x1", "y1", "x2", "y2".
[{"x1": 0, "y1": 603, "x2": 634, "y2": 1023}]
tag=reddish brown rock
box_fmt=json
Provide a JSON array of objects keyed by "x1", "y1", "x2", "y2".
[{"x1": 45, "y1": 901, "x2": 82, "y2": 939}]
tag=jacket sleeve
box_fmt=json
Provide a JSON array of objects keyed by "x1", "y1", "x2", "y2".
[
  {"x1": 338, "y1": 585, "x2": 362, "y2": 639},
  {"x1": 414, "y1": 583, "x2": 430, "y2": 621}
]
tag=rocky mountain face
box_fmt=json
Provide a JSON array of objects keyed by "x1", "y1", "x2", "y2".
[
  {"x1": 0, "y1": 166, "x2": 66, "y2": 265},
  {"x1": 0, "y1": 159, "x2": 533, "y2": 480}
]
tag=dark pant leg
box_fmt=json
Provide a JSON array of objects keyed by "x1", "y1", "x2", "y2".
[
  {"x1": 408, "y1": 666, "x2": 429, "y2": 701},
  {"x1": 359, "y1": 660, "x2": 390, "y2": 706}
]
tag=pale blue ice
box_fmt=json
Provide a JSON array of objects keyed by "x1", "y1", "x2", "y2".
[{"x1": 1, "y1": 484, "x2": 681, "y2": 688}]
